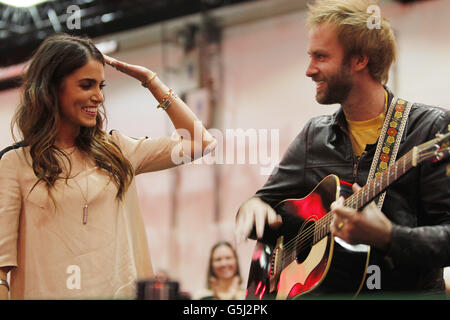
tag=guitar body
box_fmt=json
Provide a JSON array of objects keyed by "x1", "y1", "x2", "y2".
[{"x1": 246, "y1": 175, "x2": 370, "y2": 300}]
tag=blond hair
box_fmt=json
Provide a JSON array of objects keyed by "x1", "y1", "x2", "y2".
[{"x1": 307, "y1": 0, "x2": 397, "y2": 84}]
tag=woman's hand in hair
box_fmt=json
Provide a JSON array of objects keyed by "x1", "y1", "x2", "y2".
[{"x1": 103, "y1": 54, "x2": 154, "y2": 84}]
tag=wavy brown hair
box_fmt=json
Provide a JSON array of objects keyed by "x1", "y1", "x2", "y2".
[{"x1": 11, "y1": 33, "x2": 133, "y2": 200}]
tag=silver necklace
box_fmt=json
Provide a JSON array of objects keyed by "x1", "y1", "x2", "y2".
[
  {"x1": 72, "y1": 159, "x2": 89, "y2": 225},
  {"x1": 63, "y1": 146, "x2": 76, "y2": 156}
]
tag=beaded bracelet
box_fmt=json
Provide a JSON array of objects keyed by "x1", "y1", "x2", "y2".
[{"x1": 157, "y1": 88, "x2": 177, "y2": 111}]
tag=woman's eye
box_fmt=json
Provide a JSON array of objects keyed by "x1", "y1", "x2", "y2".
[{"x1": 80, "y1": 83, "x2": 105, "y2": 90}]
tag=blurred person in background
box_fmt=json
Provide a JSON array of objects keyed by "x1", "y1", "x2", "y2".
[{"x1": 194, "y1": 241, "x2": 245, "y2": 300}]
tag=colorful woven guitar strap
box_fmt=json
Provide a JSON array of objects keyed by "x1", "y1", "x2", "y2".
[{"x1": 367, "y1": 96, "x2": 413, "y2": 209}]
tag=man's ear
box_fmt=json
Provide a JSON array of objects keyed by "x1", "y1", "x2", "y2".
[{"x1": 351, "y1": 54, "x2": 369, "y2": 72}]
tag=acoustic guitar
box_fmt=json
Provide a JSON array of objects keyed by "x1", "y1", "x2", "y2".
[{"x1": 246, "y1": 130, "x2": 450, "y2": 300}]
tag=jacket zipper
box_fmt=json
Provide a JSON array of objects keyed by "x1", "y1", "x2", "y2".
[
  {"x1": 353, "y1": 156, "x2": 359, "y2": 183},
  {"x1": 353, "y1": 151, "x2": 366, "y2": 184}
]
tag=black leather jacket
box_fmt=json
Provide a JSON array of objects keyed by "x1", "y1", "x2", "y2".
[{"x1": 254, "y1": 89, "x2": 450, "y2": 295}]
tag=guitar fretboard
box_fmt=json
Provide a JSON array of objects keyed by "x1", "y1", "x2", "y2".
[{"x1": 313, "y1": 149, "x2": 414, "y2": 244}]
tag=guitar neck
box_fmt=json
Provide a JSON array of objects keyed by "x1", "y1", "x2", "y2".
[
  {"x1": 346, "y1": 149, "x2": 414, "y2": 210},
  {"x1": 314, "y1": 149, "x2": 415, "y2": 243}
]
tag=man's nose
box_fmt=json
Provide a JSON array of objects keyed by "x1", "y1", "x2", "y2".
[{"x1": 306, "y1": 60, "x2": 318, "y2": 78}]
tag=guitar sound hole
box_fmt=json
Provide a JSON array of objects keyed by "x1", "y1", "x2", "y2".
[{"x1": 295, "y1": 220, "x2": 315, "y2": 264}]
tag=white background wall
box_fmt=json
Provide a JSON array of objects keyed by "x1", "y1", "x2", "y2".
[{"x1": 0, "y1": 0, "x2": 449, "y2": 297}]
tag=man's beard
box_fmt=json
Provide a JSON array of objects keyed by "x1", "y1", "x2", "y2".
[{"x1": 315, "y1": 63, "x2": 353, "y2": 105}]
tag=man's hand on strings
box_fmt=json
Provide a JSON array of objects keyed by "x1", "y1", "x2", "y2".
[{"x1": 330, "y1": 183, "x2": 393, "y2": 251}]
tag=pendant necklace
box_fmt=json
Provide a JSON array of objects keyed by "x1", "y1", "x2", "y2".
[
  {"x1": 64, "y1": 146, "x2": 76, "y2": 156},
  {"x1": 72, "y1": 158, "x2": 89, "y2": 225}
]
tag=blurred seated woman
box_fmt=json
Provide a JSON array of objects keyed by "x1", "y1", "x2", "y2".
[{"x1": 194, "y1": 241, "x2": 246, "y2": 300}]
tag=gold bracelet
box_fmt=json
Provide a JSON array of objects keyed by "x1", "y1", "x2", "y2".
[
  {"x1": 141, "y1": 72, "x2": 157, "y2": 88},
  {"x1": 156, "y1": 88, "x2": 177, "y2": 111},
  {"x1": 0, "y1": 279, "x2": 9, "y2": 291}
]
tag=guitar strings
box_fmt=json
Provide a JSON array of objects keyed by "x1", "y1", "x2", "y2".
[
  {"x1": 277, "y1": 176, "x2": 377, "y2": 263},
  {"x1": 280, "y1": 217, "x2": 329, "y2": 265},
  {"x1": 281, "y1": 193, "x2": 358, "y2": 253},
  {"x1": 280, "y1": 209, "x2": 336, "y2": 261},
  {"x1": 280, "y1": 188, "x2": 367, "y2": 260},
  {"x1": 276, "y1": 151, "x2": 413, "y2": 267},
  {"x1": 279, "y1": 196, "x2": 357, "y2": 265}
]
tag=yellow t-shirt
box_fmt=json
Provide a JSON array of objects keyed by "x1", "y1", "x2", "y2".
[
  {"x1": 347, "y1": 91, "x2": 388, "y2": 157},
  {"x1": 347, "y1": 113, "x2": 384, "y2": 157}
]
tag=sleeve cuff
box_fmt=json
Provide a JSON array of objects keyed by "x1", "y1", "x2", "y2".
[{"x1": 380, "y1": 223, "x2": 411, "y2": 270}]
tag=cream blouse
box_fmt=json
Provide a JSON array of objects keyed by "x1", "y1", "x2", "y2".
[{"x1": 0, "y1": 130, "x2": 184, "y2": 299}]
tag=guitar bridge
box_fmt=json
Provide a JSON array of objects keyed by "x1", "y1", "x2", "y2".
[{"x1": 269, "y1": 236, "x2": 284, "y2": 292}]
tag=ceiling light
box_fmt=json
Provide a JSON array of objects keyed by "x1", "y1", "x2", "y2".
[{"x1": 0, "y1": 0, "x2": 51, "y2": 8}]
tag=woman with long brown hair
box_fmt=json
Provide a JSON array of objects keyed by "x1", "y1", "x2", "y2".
[
  {"x1": 194, "y1": 241, "x2": 245, "y2": 300},
  {"x1": 0, "y1": 33, "x2": 216, "y2": 299}
]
